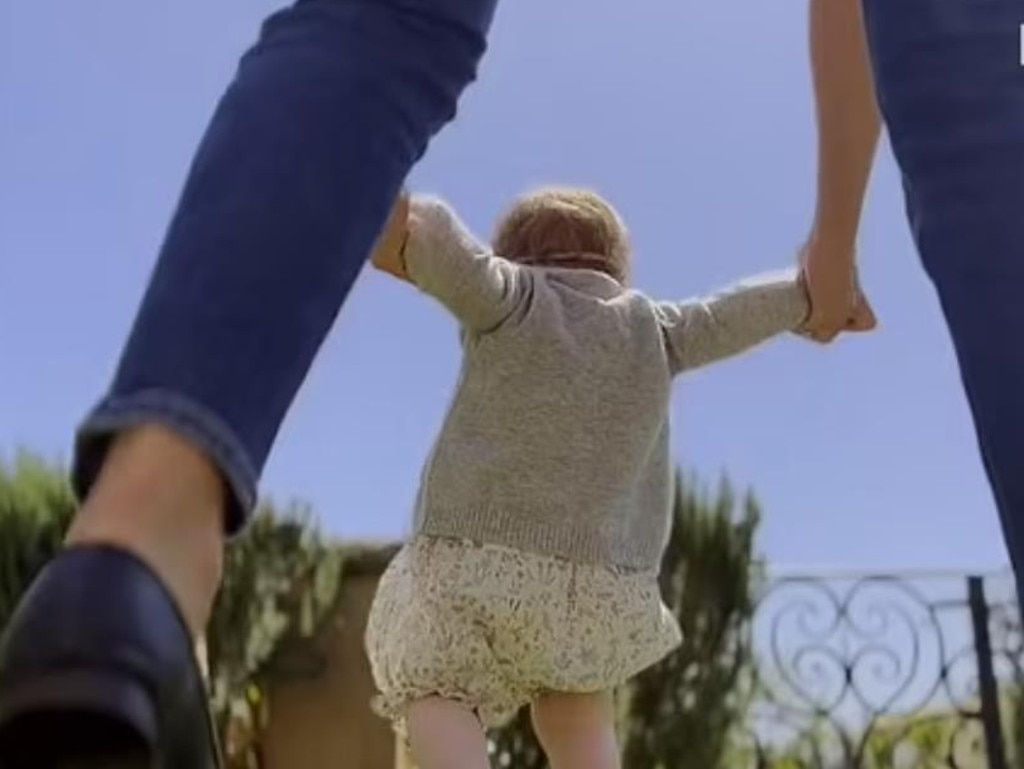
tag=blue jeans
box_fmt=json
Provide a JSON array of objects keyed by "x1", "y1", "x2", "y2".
[
  {"x1": 863, "y1": 0, "x2": 1024, "y2": 588},
  {"x1": 71, "y1": 0, "x2": 498, "y2": 530}
]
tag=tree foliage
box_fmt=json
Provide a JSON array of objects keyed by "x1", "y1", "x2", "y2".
[
  {"x1": 621, "y1": 472, "x2": 762, "y2": 769},
  {"x1": 0, "y1": 453, "x2": 344, "y2": 769},
  {"x1": 206, "y1": 504, "x2": 344, "y2": 767},
  {"x1": 0, "y1": 453, "x2": 76, "y2": 631}
]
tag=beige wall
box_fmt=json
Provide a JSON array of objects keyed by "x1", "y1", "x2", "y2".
[{"x1": 260, "y1": 566, "x2": 399, "y2": 769}]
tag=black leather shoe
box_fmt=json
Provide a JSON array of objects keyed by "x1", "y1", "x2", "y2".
[{"x1": 0, "y1": 546, "x2": 223, "y2": 769}]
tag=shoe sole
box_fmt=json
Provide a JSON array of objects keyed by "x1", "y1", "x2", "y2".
[{"x1": 0, "y1": 668, "x2": 156, "y2": 769}]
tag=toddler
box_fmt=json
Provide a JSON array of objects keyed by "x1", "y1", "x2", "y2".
[{"x1": 365, "y1": 188, "x2": 814, "y2": 769}]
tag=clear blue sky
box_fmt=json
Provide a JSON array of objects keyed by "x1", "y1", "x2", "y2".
[{"x1": 0, "y1": 0, "x2": 1007, "y2": 572}]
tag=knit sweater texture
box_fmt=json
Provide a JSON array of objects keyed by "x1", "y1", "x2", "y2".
[{"x1": 403, "y1": 196, "x2": 809, "y2": 570}]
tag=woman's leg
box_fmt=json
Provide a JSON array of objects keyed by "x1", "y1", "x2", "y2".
[
  {"x1": 68, "y1": 425, "x2": 226, "y2": 636},
  {"x1": 0, "y1": 0, "x2": 499, "y2": 765},
  {"x1": 531, "y1": 691, "x2": 621, "y2": 769},
  {"x1": 406, "y1": 697, "x2": 491, "y2": 769},
  {"x1": 72, "y1": 0, "x2": 499, "y2": 591},
  {"x1": 862, "y1": 0, "x2": 1024, "y2": 597}
]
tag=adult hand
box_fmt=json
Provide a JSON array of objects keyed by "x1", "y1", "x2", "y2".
[
  {"x1": 800, "y1": 238, "x2": 877, "y2": 343},
  {"x1": 370, "y1": 191, "x2": 411, "y2": 281}
]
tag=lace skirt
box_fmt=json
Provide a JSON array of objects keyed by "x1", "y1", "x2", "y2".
[{"x1": 365, "y1": 535, "x2": 681, "y2": 729}]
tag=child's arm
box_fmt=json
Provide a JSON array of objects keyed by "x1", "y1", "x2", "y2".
[
  {"x1": 657, "y1": 269, "x2": 810, "y2": 375},
  {"x1": 378, "y1": 194, "x2": 529, "y2": 333}
]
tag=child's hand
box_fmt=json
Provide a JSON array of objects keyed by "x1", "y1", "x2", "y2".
[{"x1": 370, "y1": 191, "x2": 411, "y2": 282}]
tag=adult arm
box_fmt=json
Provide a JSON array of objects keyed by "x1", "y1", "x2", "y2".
[{"x1": 803, "y1": 0, "x2": 882, "y2": 339}]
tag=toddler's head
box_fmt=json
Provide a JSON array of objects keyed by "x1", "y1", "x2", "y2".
[{"x1": 492, "y1": 188, "x2": 631, "y2": 284}]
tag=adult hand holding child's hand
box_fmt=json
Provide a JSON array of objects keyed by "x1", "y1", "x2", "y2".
[
  {"x1": 799, "y1": 237, "x2": 878, "y2": 343},
  {"x1": 370, "y1": 191, "x2": 411, "y2": 281}
]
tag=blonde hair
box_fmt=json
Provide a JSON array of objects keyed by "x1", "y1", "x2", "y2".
[{"x1": 492, "y1": 188, "x2": 631, "y2": 283}]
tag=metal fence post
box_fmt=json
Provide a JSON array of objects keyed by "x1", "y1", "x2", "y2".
[{"x1": 968, "y1": 575, "x2": 1008, "y2": 769}]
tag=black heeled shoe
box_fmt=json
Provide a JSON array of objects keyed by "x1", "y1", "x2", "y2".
[{"x1": 0, "y1": 546, "x2": 223, "y2": 769}]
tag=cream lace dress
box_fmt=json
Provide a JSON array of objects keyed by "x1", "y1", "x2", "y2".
[{"x1": 365, "y1": 535, "x2": 681, "y2": 730}]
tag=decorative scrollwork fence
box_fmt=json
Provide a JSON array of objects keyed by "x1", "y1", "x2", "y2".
[{"x1": 742, "y1": 572, "x2": 1022, "y2": 769}]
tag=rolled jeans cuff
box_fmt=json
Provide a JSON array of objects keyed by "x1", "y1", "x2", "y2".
[{"x1": 72, "y1": 390, "x2": 256, "y2": 533}]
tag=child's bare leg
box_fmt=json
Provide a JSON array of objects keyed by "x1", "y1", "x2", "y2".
[
  {"x1": 531, "y1": 691, "x2": 620, "y2": 769},
  {"x1": 406, "y1": 697, "x2": 490, "y2": 769}
]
